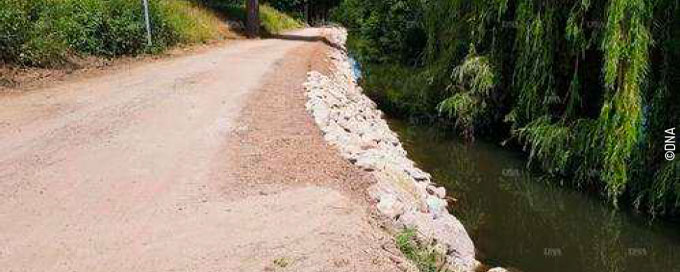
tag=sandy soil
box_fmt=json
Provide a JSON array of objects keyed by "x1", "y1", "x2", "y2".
[{"x1": 0, "y1": 28, "x2": 404, "y2": 272}]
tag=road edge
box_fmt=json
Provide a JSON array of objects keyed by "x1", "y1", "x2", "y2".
[{"x1": 302, "y1": 27, "x2": 495, "y2": 272}]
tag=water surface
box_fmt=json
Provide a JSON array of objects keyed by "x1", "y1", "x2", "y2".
[{"x1": 388, "y1": 119, "x2": 680, "y2": 272}]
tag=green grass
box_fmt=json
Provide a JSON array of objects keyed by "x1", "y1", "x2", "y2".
[
  {"x1": 0, "y1": 0, "x2": 302, "y2": 68},
  {"x1": 195, "y1": 1, "x2": 304, "y2": 35},
  {"x1": 258, "y1": 4, "x2": 303, "y2": 34},
  {"x1": 161, "y1": 0, "x2": 227, "y2": 44},
  {"x1": 396, "y1": 229, "x2": 452, "y2": 272}
]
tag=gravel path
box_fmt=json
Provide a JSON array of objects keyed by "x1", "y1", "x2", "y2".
[{"x1": 0, "y1": 28, "x2": 402, "y2": 272}]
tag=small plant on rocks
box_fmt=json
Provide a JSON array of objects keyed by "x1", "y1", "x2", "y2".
[{"x1": 396, "y1": 229, "x2": 453, "y2": 272}]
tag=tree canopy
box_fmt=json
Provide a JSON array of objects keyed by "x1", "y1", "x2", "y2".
[{"x1": 334, "y1": 0, "x2": 680, "y2": 217}]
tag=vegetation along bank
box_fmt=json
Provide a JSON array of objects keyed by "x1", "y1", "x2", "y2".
[
  {"x1": 332, "y1": 0, "x2": 680, "y2": 218},
  {"x1": 304, "y1": 28, "x2": 484, "y2": 271}
]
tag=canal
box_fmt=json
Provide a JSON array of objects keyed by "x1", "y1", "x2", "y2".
[{"x1": 388, "y1": 119, "x2": 680, "y2": 272}]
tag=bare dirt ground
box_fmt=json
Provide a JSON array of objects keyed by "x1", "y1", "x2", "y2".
[{"x1": 0, "y1": 28, "x2": 404, "y2": 272}]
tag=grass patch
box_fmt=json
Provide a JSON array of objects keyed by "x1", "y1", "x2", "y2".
[
  {"x1": 0, "y1": 0, "x2": 302, "y2": 68},
  {"x1": 396, "y1": 229, "x2": 453, "y2": 272},
  {"x1": 258, "y1": 4, "x2": 303, "y2": 34},
  {"x1": 0, "y1": 0, "x2": 303, "y2": 69},
  {"x1": 194, "y1": 1, "x2": 304, "y2": 35},
  {"x1": 161, "y1": 0, "x2": 229, "y2": 44}
]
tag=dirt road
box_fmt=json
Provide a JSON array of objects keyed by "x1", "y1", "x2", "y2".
[{"x1": 0, "y1": 28, "x2": 402, "y2": 272}]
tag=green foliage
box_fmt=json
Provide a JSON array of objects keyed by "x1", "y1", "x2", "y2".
[
  {"x1": 332, "y1": 0, "x2": 426, "y2": 64},
  {"x1": 438, "y1": 46, "x2": 497, "y2": 139},
  {"x1": 0, "y1": 0, "x2": 303, "y2": 67},
  {"x1": 340, "y1": 0, "x2": 680, "y2": 216},
  {"x1": 161, "y1": 0, "x2": 226, "y2": 44},
  {"x1": 645, "y1": 160, "x2": 680, "y2": 214},
  {"x1": 262, "y1": 0, "x2": 341, "y2": 23},
  {"x1": 0, "y1": 0, "x2": 68, "y2": 65},
  {"x1": 396, "y1": 229, "x2": 450, "y2": 272},
  {"x1": 189, "y1": 1, "x2": 304, "y2": 35},
  {"x1": 629, "y1": 0, "x2": 680, "y2": 216},
  {"x1": 517, "y1": 117, "x2": 573, "y2": 176},
  {"x1": 263, "y1": 0, "x2": 307, "y2": 16},
  {"x1": 259, "y1": 4, "x2": 303, "y2": 34},
  {"x1": 0, "y1": 0, "x2": 228, "y2": 67},
  {"x1": 516, "y1": 117, "x2": 602, "y2": 184},
  {"x1": 508, "y1": 1, "x2": 558, "y2": 128},
  {"x1": 597, "y1": 0, "x2": 651, "y2": 204},
  {"x1": 358, "y1": 62, "x2": 436, "y2": 120}
]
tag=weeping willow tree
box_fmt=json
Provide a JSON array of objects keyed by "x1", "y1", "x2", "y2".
[
  {"x1": 335, "y1": 0, "x2": 680, "y2": 216},
  {"x1": 596, "y1": 0, "x2": 651, "y2": 203},
  {"x1": 438, "y1": 46, "x2": 497, "y2": 139},
  {"x1": 629, "y1": 0, "x2": 680, "y2": 215}
]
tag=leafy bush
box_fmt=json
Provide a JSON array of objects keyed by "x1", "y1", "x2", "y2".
[
  {"x1": 0, "y1": 0, "x2": 66, "y2": 65},
  {"x1": 332, "y1": 0, "x2": 426, "y2": 64},
  {"x1": 0, "y1": 0, "x2": 227, "y2": 67},
  {"x1": 262, "y1": 0, "x2": 342, "y2": 24},
  {"x1": 359, "y1": 63, "x2": 433, "y2": 120}
]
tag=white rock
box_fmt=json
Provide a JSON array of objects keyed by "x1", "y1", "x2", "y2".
[
  {"x1": 427, "y1": 185, "x2": 447, "y2": 199},
  {"x1": 304, "y1": 27, "x2": 479, "y2": 272},
  {"x1": 377, "y1": 194, "x2": 404, "y2": 219},
  {"x1": 434, "y1": 213, "x2": 477, "y2": 271},
  {"x1": 405, "y1": 167, "x2": 431, "y2": 181},
  {"x1": 426, "y1": 195, "x2": 447, "y2": 217},
  {"x1": 414, "y1": 181, "x2": 428, "y2": 198}
]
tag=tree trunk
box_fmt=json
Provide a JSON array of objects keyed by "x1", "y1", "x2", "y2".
[{"x1": 246, "y1": 0, "x2": 259, "y2": 38}]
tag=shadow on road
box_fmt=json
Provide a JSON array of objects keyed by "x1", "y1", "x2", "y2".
[{"x1": 265, "y1": 34, "x2": 346, "y2": 53}]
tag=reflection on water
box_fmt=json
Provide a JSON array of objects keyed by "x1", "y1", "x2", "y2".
[{"x1": 388, "y1": 119, "x2": 680, "y2": 272}]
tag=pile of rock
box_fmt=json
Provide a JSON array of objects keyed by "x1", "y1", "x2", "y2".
[{"x1": 303, "y1": 28, "x2": 482, "y2": 272}]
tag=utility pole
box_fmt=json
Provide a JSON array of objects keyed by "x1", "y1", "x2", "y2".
[
  {"x1": 246, "y1": 0, "x2": 259, "y2": 38},
  {"x1": 142, "y1": 0, "x2": 152, "y2": 46},
  {"x1": 304, "y1": 1, "x2": 309, "y2": 25}
]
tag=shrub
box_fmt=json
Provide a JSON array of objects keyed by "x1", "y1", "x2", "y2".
[
  {"x1": 396, "y1": 229, "x2": 450, "y2": 272},
  {"x1": 0, "y1": 0, "x2": 229, "y2": 67}
]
